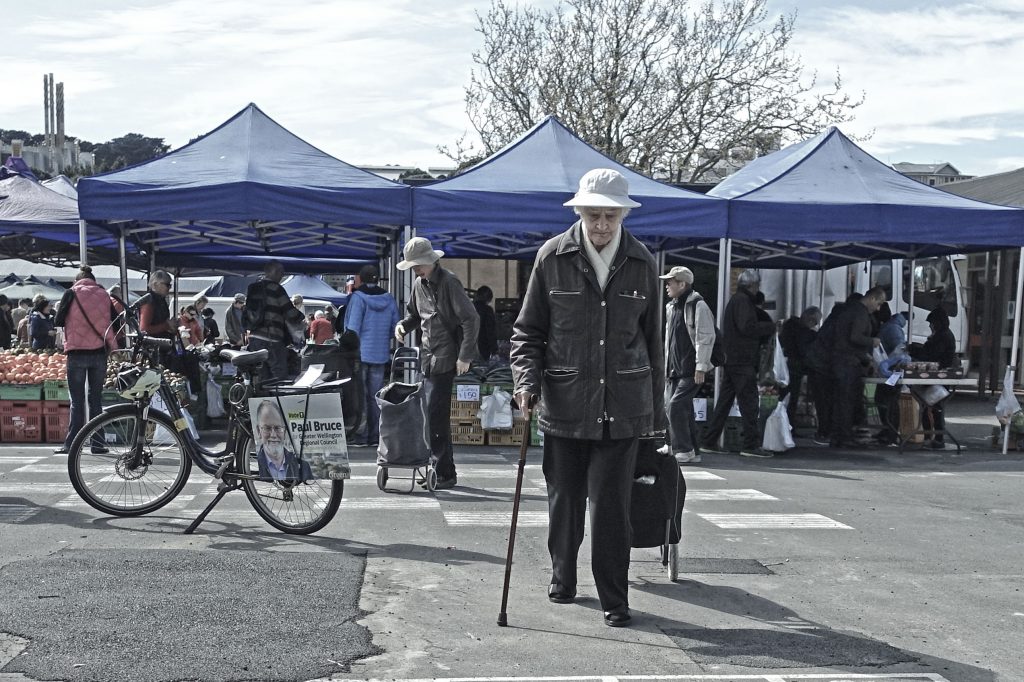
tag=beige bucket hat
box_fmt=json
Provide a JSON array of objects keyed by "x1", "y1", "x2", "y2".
[
  {"x1": 563, "y1": 168, "x2": 642, "y2": 208},
  {"x1": 397, "y1": 237, "x2": 444, "y2": 270}
]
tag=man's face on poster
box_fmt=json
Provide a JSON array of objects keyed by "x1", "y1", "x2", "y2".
[{"x1": 258, "y1": 407, "x2": 288, "y2": 464}]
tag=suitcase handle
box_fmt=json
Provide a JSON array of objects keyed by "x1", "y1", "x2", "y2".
[{"x1": 391, "y1": 346, "x2": 422, "y2": 383}]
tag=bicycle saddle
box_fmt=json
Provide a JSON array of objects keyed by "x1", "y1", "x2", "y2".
[{"x1": 220, "y1": 348, "x2": 269, "y2": 367}]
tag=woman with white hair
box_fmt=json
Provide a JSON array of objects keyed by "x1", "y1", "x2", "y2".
[{"x1": 309, "y1": 308, "x2": 335, "y2": 345}]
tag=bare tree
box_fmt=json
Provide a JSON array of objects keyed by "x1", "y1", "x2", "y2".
[{"x1": 444, "y1": 0, "x2": 864, "y2": 182}]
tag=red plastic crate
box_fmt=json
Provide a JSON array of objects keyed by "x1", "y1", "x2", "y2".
[
  {"x1": 1, "y1": 413, "x2": 43, "y2": 443},
  {"x1": 0, "y1": 400, "x2": 12, "y2": 415},
  {"x1": 41, "y1": 400, "x2": 69, "y2": 416},
  {"x1": 45, "y1": 413, "x2": 71, "y2": 444}
]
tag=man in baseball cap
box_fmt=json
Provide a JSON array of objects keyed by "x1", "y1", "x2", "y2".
[
  {"x1": 395, "y1": 236, "x2": 478, "y2": 490},
  {"x1": 659, "y1": 265, "x2": 717, "y2": 464}
]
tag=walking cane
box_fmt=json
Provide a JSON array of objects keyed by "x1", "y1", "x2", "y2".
[{"x1": 498, "y1": 403, "x2": 532, "y2": 627}]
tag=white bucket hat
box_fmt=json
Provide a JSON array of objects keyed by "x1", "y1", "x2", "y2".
[
  {"x1": 397, "y1": 237, "x2": 444, "y2": 270},
  {"x1": 563, "y1": 168, "x2": 641, "y2": 208},
  {"x1": 659, "y1": 266, "x2": 694, "y2": 284}
]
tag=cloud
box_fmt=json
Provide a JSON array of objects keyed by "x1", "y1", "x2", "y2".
[{"x1": 791, "y1": 2, "x2": 1024, "y2": 164}]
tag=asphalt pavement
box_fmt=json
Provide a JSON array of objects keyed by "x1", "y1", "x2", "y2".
[{"x1": 0, "y1": 392, "x2": 1021, "y2": 682}]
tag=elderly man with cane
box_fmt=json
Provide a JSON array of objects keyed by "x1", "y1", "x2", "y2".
[{"x1": 509, "y1": 168, "x2": 665, "y2": 628}]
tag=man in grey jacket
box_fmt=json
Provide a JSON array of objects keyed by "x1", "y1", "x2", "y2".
[
  {"x1": 660, "y1": 266, "x2": 716, "y2": 464},
  {"x1": 511, "y1": 168, "x2": 665, "y2": 629},
  {"x1": 395, "y1": 237, "x2": 479, "y2": 490}
]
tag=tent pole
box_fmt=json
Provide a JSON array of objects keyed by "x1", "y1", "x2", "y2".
[
  {"x1": 714, "y1": 239, "x2": 730, "y2": 443},
  {"x1": 907, "y1": 259, "x2": 916, "y2": 342},
  {"x1": 78, "y1": 219, "x2": 88, "y2": 266},
  {"x1": 818, "y1": 265, "x2": 826, "y2": 313},
  {"x1": 1002, "y1": 248, "x2": 1024, "y2": 454}
]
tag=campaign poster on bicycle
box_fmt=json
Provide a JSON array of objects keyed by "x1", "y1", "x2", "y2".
[{"x1": 249, "y1": 393, "x2": 350, "y2": 480}]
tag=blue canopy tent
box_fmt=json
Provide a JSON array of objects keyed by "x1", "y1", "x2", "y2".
[
  {"x1": 158, "y1": 253, "x2": 372, "y2": 277},
  {"x1": 708, "y1": 127, "x2": 1024, "y2": 269},
  {"x1": 78, "y1": 103, "x2": 411, "y2": 261},
  {"x1": 0, "y1": 174, "x2": 135, "y2": 266},
  {"x1": 411, "y1": 115, "x2": 728, "y2": 258}
]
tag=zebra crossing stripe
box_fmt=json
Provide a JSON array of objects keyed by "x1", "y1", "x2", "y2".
[
  {"x1": 444, "y1": 511, "x2": 549, "y2": 527},
  {"x1": 0, "y1": 482, "x2": 73, "y2": 493},
  {"x1": 686, "y1": 489, "x2": 778, "y2": 501},
  {"x1": 0, "y1": 457, "x2": 48, "y2": 465},
  {"x1": 0, "y1": 504, "x2": 41, "y2": 522},
  {"x1": 342, "y1": 498, "x2": 440, "y2": 509},
  {"x1": 679, "y1": 471, "x2": 725, "y2": 480},
  {"x1": 16, "y1": 464, "x2": 110, "y2": 474},
  {"x1": 350, "y1": 674, "x2": 951, "y2": 681},
  {"x1": 697, "y1": 513, "x2": 852, "y2": 529}
]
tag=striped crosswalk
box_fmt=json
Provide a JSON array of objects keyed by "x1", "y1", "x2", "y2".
[{"x1": 0, "y1": 450, "x2": 853, "y2": 532}]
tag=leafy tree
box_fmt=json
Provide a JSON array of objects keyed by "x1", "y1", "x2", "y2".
[
  {"x1": 398, "y1": 167, "x2": 432, "y2": 180},
  {"x1": 448, "y1": 0, "x2": 863, "y2": 182},
  {"x1": 94, "y1": 133, "x2": 169, "y2": 171}
]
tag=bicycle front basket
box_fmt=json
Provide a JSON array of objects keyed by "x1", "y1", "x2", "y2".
[{"x1": 116, "y1": 366, "x2": 162, "y2": 399}]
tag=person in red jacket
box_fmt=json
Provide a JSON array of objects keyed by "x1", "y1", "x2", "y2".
[
  {"x1": 53, "y1": 266, "x2": 118, "y2": 455},
  {"x1": 309, "y1": 310, "x2": 335, "y2": 344}
]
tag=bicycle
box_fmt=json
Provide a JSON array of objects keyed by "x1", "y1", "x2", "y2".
[{"x1": 66, "y1": 332, "x2": 346, "y2": 535}]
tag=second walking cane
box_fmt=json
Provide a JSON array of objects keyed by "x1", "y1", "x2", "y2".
[{"x1": 497, "y1": 405, "x2": 532, "y2": 627}]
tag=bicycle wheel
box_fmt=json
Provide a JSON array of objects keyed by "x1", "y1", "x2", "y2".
[
  {"x1": 68, "y1": 404, "x2": 192, "y2": 517},
  {"x1": 237, "y1": 437, "x2": 343, "y2": 534}
]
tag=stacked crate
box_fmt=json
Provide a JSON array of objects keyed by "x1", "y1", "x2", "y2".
[{"x1": 450, "y1": 382, "x2": 485, "y2": 445}]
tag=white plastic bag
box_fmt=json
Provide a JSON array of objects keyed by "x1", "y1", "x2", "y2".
[
  {"x1": 478, "y1": 387, "x2": 513, "y2": 429},
  {"x1": 772, "y1": 336, "x2": 789, "y2": 388},
  {"x1": 762, "y1": 396, "x2": 795, "y2": 452},
  {"x1": 995, "y1": 367, "x2": 1021, "y2": 421},
  {"x1": 872, "y1": 345, "x2": 889, "y2": 372},
  {"x1": 206, "y1": 374, "x2": 226, "y2": 418}
]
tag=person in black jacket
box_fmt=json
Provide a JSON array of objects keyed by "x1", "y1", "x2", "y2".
[
  {"x1": 700, "y1": 270, "x2": 776, "y2": 457},
  {"x1": 0, "y1": 295, "x2": 13, "y2": 349},
  {"x1": 830, "y1": 287, "x2": 885, "y2": 448},
  {"x1": 474, "y1": 285, "x2": 498, "y2": 362},
  {"x1": 911, "y1": 307, "x2": 957, "y2": 448},
  {"x1": 778, "y1": 306, "x2": 821, "y2": 426}
]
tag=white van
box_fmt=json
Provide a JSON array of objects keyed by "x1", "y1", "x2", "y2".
[{"x1": 758, "y1": 255, "x2": 968, "y2": 353}]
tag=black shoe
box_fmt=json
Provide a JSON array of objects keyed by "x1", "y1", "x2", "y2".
[
  {"x1": 603, "y1": 607, "x2": 632, "y2": 627},
  {"x1": 433, "y1": 476, "x2": 457, "y2": 490},
  {"x1": 548, "y1": 584, "x2": 576, "y2": 604},
  {"x1": 91, "y1": 445, "x2": 110, "y2": 455},
  {"x1": 53, "y1": 446, "x2": 69, "y2": 455}
]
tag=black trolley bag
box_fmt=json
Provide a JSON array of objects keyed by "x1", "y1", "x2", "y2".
[
  {"x1": 374, "y1": 346, "x2": 436, "y2": 493},
  {"x1": 630, "y1": 437, "x2": 686, "y2": 580}
]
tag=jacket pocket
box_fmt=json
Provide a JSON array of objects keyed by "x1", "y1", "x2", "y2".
[
  {"x1": 608, "y1": 365, "x2": 653, "y2": 421},
  {"x1": 616, "y1": 290, "x2": 647, "y2": 302},
  {"x1": 542, "y1": 367, "x2": 580, "y2": 421},
  {"x1": 548, "y1": 289, "x2": 583, "y2": 336}
]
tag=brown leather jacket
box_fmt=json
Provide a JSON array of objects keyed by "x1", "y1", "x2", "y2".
[{"x1": 511, "y1": 222, "x2": 666, "y2": 439}]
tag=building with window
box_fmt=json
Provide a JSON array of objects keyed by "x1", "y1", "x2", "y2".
[{"x1": 893, "y1": 162, "x2": 972, "y2": 186}]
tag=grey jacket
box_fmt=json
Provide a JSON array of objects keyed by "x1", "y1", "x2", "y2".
[
  {"x1": 666, "y1": 290, "x2": 716, "y2": 378},
  {"x1": 399, "y1": 266, "x2": 479, "y2": 377},
  {"x1": 511, "y1": 222, "x2": 666, "y2": 440}
]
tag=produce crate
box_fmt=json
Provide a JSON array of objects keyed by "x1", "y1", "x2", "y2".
[
  {"x1": 450, "y1": 399, "x2": 480, "y2": 421},
  {"x1": 530, "y1": 411, "x2": 544, "y2": 447},
  {"x1": 41, "y1": 400, "x2": 69, "y2": 416},
  {"x1": 451, "y1": 419, "x2": 485, "y2": 445},
  {"x1": 45, "y1": 412, "x2": 71, "y2": 443},
  {"x1": 102, "y1": 388, "x2": 125, "y2": 405},
  {"x1": 0, "y1": 383, "x2": 42, "y2": 400},
  {"x1": 1, "y1": 403, "x2": 43, "y2": 443},
  {"x1": 43, "y1": 380, "x2": 70, "y2": 401},
  {"x1": 486, "y1": 418, "x2": 528, "y2": 446}
]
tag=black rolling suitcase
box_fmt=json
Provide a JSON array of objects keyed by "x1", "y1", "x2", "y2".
[{"x1": 630, "y1": 438, "x2": 686, "y2": 579}]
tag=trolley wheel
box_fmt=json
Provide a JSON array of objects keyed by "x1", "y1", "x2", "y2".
[
  {"x1": 667, "y1": 543, "x2": 679, "y2": 581},
  {"x1": 426, "y1": 467, "x2": 438, "y2": 492},
  {"x1": 376, "y1": 466, "x2": 388, "y2": 491}
]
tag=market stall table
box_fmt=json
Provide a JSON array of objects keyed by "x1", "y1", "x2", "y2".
[{"x1": 866, "y1": 377, "x2": 978, "y2": 453}]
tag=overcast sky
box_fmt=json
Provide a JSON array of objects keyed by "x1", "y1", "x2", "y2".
[{"x1": 2, "y1": 0, "x2": 1022, "y2": 177}]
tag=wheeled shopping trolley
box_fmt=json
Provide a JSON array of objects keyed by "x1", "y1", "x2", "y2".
[
  {"x1": 375, "y1": 346, "x2": 436, "y2": 493},
  {"x1": 630, "y1": 438, "x2": 686, "y2": 580}
]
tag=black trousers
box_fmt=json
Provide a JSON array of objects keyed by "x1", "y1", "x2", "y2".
[
  {"x1": 875, "y1": 383, "x2": 901, "y2": 443},
  {"x1": 543, "y1": 433, "x2": 638, "y2": 612},
  {"x1": 780, "y1": 359, "x2": 805, "y2": 425},
  {"x1": 831, "y1": 358, "x2": 864, "y2": 444},
  {"x1": 808, "y1": 368, "x2": 833, "y2": 439},
  {"x1": 702, "y1": 364, "x2": 759, "y2": 450},
  {"x1": 665, "y1": 376, "x2": 701, "y2": 454},
  {"x1": 424, "y1": 369, "x2": 456, "y2": 479}
]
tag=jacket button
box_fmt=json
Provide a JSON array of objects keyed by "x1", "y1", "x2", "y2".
[
  {"x1": 601, "y1": 301, "x2": 606, "y2": 307},
  {"x1": 599, "y1": 340, "x2": 604, "y2": 345},
  {"x1": 597, "y1": 417, "x2": 603, "y2": 423},
  {"x1": 609, "y1": 417, "x2": 615, "y2": 422},
  {"x1": 599, "y1": 378, "x2": 605, "y2": 384}
]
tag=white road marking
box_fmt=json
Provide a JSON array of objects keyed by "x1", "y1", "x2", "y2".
[
  {"x1": 444, "y1": 511, "x2": 549, "y2": 527},
  {"x1": 679, "y1": 471, "x2": 725, "y2": 480},
  {"x1": 0, "y1": 457, "x2": 48, "y2": 465},
  {"x1": 332, "y1": 673, "x2": 950, "y2": 681},
  {"x1": 686, "y1": 489, "x2": 777, "y2": 501},
  {"x1": 0, "y1": 504, "x2": 41, "y2": 522},
  {"x1": 15, "y1": 464, "x2": 110, "y2": 474},
  {"x1": 341, "y1": 498, "x2": 440, "y2": 509},
  {"x1": 0, "y1": 482, "x2": 73, "y2": 493},
  {"x1": 697, "y1": 513, "x2": 853, "y2": 529}
]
